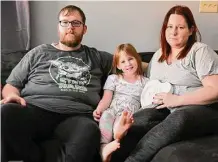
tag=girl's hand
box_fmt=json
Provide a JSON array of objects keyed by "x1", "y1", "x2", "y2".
[
  {"x1": 153, "y1": 92, "x2": 182, "y2": 109},
  {"x1": 93, "y1": 109, "x2": 103, "y2": 122}
]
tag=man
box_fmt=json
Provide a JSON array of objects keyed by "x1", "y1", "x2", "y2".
[{"x1": 1, "y1": 5, "x2": 112, "y2": 162}]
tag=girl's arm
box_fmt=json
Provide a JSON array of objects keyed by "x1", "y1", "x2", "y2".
[
  {"x1": 93, "y1": 89, "x2": 113, "y2": 121},
  {"x1": 96, "y1": 89, "x2": 113, "y2": 112}
]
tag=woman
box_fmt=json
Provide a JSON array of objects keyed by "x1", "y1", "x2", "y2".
[{"x1": 123, "y1": 5, "x2": 218, "y2": 162}]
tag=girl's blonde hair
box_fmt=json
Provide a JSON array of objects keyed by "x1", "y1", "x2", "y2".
[{"x1": 112, "y1": 43, "x2": 143, "y2": 75}]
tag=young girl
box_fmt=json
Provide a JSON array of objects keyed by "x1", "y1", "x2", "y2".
[{"x1": 93, "y1": 43, "x2": 149, "y2": 162}]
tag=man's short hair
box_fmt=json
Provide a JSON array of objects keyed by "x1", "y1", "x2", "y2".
[{"x1": 58, "y1": 5, "x2": 86, "y2": 24}]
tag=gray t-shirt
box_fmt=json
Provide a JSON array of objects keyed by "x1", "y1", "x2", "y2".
[
  {"x1": 6, "y1": 44, "x2": 113, "y2": 114},
  {"x1": 147, "y1": 42, "x2": 218, "y2": 95},
  {"x1": 104, "y1": 74, "x2": 148, "y2": 115}
]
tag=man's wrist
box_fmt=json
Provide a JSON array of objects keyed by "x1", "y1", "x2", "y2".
[{"x1": 5, "y1": 93, "x2": 20, "y2": 98}]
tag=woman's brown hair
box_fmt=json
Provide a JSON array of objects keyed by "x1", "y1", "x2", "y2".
[
  {"x1": 159, "y1": 5, "x2": 201, "y2": 62},
  {"x1": 112, "y1": 43, "x2": 143, "y2": 75}
]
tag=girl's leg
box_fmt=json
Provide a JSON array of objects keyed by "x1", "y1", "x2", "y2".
[
  {"x1": 99, "y1": 110, "x2": 116, "y2": 144},
  {"x1": 125, "y1": 104, "x2": 218, "y2": 162},
  {"x1": 99, "y1": 110, "x2": 119, "y2": 162}
]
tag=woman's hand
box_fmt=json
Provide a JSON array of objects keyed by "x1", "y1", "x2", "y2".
[
  {"x1": 153, "y1": 92, "x2": 182, "y2": 109},
  {"x1": 93, "y1": 109, "x2": 103, "y2": 122}
]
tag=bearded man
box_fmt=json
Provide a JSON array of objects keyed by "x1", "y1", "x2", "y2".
[{"x1": 1, "y1": 5, "x2": 112, "y2": 162}]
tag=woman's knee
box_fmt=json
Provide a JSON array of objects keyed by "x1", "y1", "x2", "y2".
[
  {"x1": 166, "y1": 107, "x2": 195, "y2": 127},
  {"x1": 169, "y1": 105, "x2": 212, "y2": 123},
  {"x1": 133, "y1": 108, "x2": 169, "y2": 127},
  {"x1": 165, "y1": 105, "x2": 215, "y2": 136}
]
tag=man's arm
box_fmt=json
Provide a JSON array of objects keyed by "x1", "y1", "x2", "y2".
[
  {"x1": 1, "y1": 84, "x2": 26, "y2": 106},
  {"x1": 2, "y1": 84, "x2": 20, "y2": 98}
]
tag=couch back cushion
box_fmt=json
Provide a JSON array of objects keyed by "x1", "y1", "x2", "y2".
[
  {"x1": 1, "y1": 51, "x2": 27, "y2": 85},
  {"x1": 139, "y1": 52, "x2": 154, "y2": 62},
  {"x1": 1, "y1": 50, "x2": 217, "y2": 86},
  {"x1": 139, "y1": 50, "x2": 218, "y2": 63}
]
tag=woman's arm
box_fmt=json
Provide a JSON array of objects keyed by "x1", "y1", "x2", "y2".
[
  {"x1": 155, "y1": 46, "x2": 218, "y2": 108},
  {"x1": 180, "y1": 46, "x2": 218, "y2": 105},
  {"x1": 180, "y1": 74, "x2": 218, "y2": 105},
  {"x1": 155, "y1": 75, "x2": 218, "y2": 109}
]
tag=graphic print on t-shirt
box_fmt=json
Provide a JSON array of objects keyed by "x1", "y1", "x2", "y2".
[{"x1": 49, "y1": 56, "x2": 91, "y2": 92}]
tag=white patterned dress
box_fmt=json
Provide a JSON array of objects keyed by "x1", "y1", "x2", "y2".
[{"x1": 99, "y1": 74, "x2": 148, "y2": 144}]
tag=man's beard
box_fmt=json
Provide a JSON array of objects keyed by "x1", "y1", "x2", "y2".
[{"x1": 60, "y1": 32, "x2": 83, "y2": 48}]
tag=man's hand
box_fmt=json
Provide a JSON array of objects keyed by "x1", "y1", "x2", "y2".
[
  {"x1": 93, "y1": 109, "x2": 103, "y2": 122},
  {"x1": 1, "y1": 94, "x2": 26, "y2": 106}
]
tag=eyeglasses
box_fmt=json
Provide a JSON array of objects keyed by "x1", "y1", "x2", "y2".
[{"x1": 59, "y1": 20, "x2": 84, "y2": 27}]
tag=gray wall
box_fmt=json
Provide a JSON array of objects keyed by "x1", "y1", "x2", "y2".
[{"x1": 30, "y1": 1, "x2": 218, "y2": 53}]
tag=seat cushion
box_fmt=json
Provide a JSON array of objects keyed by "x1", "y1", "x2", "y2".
[{"x1": 151, "y1": 135, "x2": 218, "y2": 162}]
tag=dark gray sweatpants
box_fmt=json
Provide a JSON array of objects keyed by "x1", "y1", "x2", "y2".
[
  {"x1": 111, "y1": 104, "x2": 218, "y2": 162},
  {"x1": 1, "y1": 103, "x2": 100, "y2": 162}
]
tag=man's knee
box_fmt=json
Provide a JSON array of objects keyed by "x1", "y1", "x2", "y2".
[
  {"x1": 1, "y1": 103, "x2": 23, "y2": 121},
  {"x1": 81, "y1": 117, "x2": 100, "y2": 139},
  {"x1": 55, "y1": 116, "x2": 100, "y2": 141},
  {"x1": 54, "y1": 116, "x2": 100, "y2": 161},
  {"x1": 1, "y1": 102, "x2": 19, "y2": 111}
]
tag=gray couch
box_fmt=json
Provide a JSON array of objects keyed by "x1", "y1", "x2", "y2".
[{"x1": 1, "y1": 50, "x2": 218, "y2": 162}]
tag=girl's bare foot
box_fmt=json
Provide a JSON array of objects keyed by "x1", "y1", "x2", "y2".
[
  {"x1": 113, "y1": 111, "x2": 134, "y2": 140},
  {"x1": 101, "y1": 140, "x2": 120, "y2": 162}
]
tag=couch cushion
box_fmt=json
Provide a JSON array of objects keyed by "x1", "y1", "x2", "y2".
[
  {"x1": 151, "y1": 135, "x2": 218, "y2": 162},
  {"x1": 1, "y1": 51, "x2": 27, "y2": 85},
  {"x1": 139, "y1": 52, "x2": 154, "y2": 63}
]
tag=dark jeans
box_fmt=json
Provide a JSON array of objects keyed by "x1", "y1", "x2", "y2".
[
  {"x1": 111, "y1": 104, "x2": 218, "y2": 162},
  {"x1": 1, "y1": 103, "x2": 100, "y2": 162}
]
